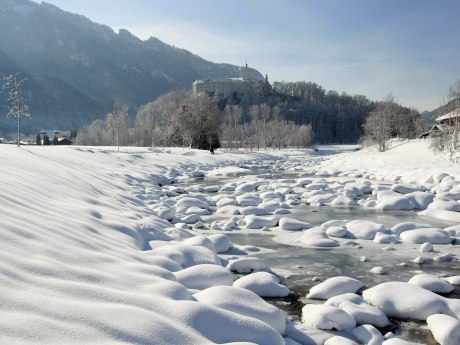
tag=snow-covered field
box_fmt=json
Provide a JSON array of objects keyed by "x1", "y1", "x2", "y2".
[{"x1": 1, "y1": 141, "x2": 459, "y2": 345}]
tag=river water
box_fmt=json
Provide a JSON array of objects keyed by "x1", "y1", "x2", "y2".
[{"x1": 182, "y1": 168, "x2": 460, "y2": 345}]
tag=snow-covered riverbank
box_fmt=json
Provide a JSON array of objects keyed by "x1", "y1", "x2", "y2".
[{"x1": 1, "y1": 142, "x2": 459, "y2": 345}]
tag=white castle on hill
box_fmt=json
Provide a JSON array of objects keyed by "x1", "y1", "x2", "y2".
[{"x1": 192, "y1": 63, "x2": 270, "y2": 98}]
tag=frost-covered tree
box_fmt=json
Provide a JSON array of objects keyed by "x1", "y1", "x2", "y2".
[
  {"x1": 106, "y1": 101, "x2": 128, "y2": 151},
  {"x1": 135, "y1": 90, "x2": 185, "y2": 147},
  {"x1": 169, "y1": 93, "x2": 220, "y2": 150},
  {"x1": 1, "y1": 74, "x2": 30, "y2": 147},
  {"x1": 363, "y1": 95, "x2": 401, "y2": 152}
]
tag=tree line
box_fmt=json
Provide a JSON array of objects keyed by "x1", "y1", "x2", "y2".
[{"x1": 0, "y1": 74, "x2": 425, "y2": 150}]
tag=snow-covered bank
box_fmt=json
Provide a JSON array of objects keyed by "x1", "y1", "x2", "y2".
[{"x1": 0, "y1": 146, "x2": 299, "y2": 345}]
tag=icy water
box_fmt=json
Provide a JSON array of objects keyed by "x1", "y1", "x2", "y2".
[{"x1": 183, "y1": 169, "x2": 459, "y2": 345}]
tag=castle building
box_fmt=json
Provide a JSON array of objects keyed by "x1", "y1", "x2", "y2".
[{"x1": 192, "y1": 63, "x2": 267, "y2": 98}]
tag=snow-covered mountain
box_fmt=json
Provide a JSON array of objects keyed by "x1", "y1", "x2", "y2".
[{"x1": 0, "y1": 0, "x2": 263, "y2": 136}]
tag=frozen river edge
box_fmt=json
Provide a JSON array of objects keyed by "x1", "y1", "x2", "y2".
[{"x1": 1, "y1": 142, "x2": 459, "y2": 345}]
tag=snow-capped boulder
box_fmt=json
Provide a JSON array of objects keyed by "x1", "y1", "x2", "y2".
[
  {"x1": 404, "y1": 191, "x2": 435, "y2": 210},
  {"x1": 227, "y1": 257, "x2": 265, "y2": 273},
  {"x1": 301, "y1": 304, "x2": 356, "y2": 331},
  {"x1": 244, "y1": 215, "x2": 279, "y2": 229},
  {"x1": 208, "y1": 234, "x2": 232, "y2": 253},
  {"x1": 376, "y1": 196, "x2": 415, "y2": 211},
  {"x1": 194, "y1": 286, "x2": 286, "y2": 334},
  {"x1": 391, "y1": 184, "x2": 419, "y2": 194},
  {"x1": 346, "y1": 220, "x2": 385, "y2": 240},
  {"x1": 351, "y1": 324, "x2": 384, "y2": 345},
  {"x1": 408, "y1": 274, "x2": 454, "y2": 294},
  {"x1": 174, "y1": 264, "x2": 234, "y2": 290},
  {"x1": 362, "y1": 282, "x2": 459, "y2": 320},
  {"x1": 295, "y1": 228, "x2": 339, "y2": 247},
  {"x1": 233, "y1": 272, "x2": 290, "y2": 297},
  {"x1": 399, "y1": 228, "x2": 451, "y2": 244},
  {"x1": 326, "y1": 225, "x2": 348, "y2": 238},
  {"x1": 339, "y1": 300, "x2": 390, "y2": 327},
  {"x1": 279, "y1": 217, "x2": 312, "y2": 231},
  {"x1": 427, "y1": 314, "x2": 460, "y2": 345},
  {"x1": 390, "y1": 222, "x2": 433, "y2": 236},
  {"x1": 444, "y1": 276, "x2": 460, "y2": 285},
  {"x1": 307, "y1": 276, "x2": 365, "y2": 300}
]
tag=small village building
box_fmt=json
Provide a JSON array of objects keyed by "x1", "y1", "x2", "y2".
[{"x1": 420, "y1": 109, "x2": 460, "y2": 138}]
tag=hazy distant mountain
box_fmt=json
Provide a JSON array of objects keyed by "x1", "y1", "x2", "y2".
[
  {"x1": 421, "y1": 98, "x2": 459, "y2": 125},
  {"x1": 0, "y1": 0, "x2": 262, "y2": 136}
]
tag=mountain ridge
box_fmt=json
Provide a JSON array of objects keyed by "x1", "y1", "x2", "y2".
[{"x1": 0, "y1": 0, "x2": 263, "y2": 136}]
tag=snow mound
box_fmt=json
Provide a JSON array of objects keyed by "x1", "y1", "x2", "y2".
[
  {"x1": 244, "y1": 215, "x2": 279, "y2": 229},
  {"x1": 399, "y1": 228, "x2": 451, "y2": 244},
  {"x1": 362, "y1": 282, "x2": 459, "y2": 320},
  {"x1": 346, "y1": 220, "x2": 385, "y2": 240},
  {"x1": 227, "y1": 257, "x2": 265, "y2": 273},
  {"x1": 376, "y1": 196, "x2": 415, "y2": 210},
  {"x1": 339, "y1": 300, "x2": 390, "y2": 327},
  {"x1": 426, "y1": 313, "x2": 460, "y2": 345},
  {"x1": 295, "y1": 228, "x2": 339, "y2": 247},
  {"x1": 174, "y1": 264, "x2": 234, "y2": 291},
  {"x1": 208, "y1": 234, "x2": 232, "y2": 253},
  {"x1": 307, "y1": 276, "x2": 365, "y2": 300},
  {"x1": 390, "y1": 222, "x2": 433, "y2": 236},
  {"x1": 301, "y1": 304, "x2": 356, "y2": 331},
  {"x1": 350, "y1": 324, "x2": 383, "y2": 345},
  {"x1": 233, "y1": 272, "x2": 290, "y2": 297},
  {"x1": 408, "y1": 273, "x2": 454, "y2": 294},
  {"x1": 194, "y1": 286, "x2": 286, "y2": 334},
  {"x1": 279, "y1": 217, "x2": 312, "y2": 231}
]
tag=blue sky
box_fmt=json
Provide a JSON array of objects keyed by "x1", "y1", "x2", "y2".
[{"x1": 32, "y1": 0, "x2": 460, "y2": 111}]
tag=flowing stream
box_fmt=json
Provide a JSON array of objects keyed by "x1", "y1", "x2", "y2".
[{"x1": 182, "y1": 168, "x2": 460, "y2": 345}]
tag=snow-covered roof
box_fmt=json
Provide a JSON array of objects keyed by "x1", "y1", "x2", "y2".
[{"x1": 435, "y1": 109, "x2": 460, "y2": 122}]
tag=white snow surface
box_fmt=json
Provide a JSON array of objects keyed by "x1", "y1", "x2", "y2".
[
  {"x1": 3, "y1": 141, "x2": 460, "y2": 344},
  {"x1": 0, "y1": 146, "x2": 292, "y2": 345}
]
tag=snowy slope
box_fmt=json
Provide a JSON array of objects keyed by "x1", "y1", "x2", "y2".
[
  {"x1": 0, "y1": 146, "x2": 290, "y2": 345},
  {"x1": 321, "y1": 139, "x2": 460, "y2": 184}
]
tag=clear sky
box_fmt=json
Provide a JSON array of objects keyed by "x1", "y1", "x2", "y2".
[{"x1": 32, "y1": 0, "x2": 460, "y2": 111}]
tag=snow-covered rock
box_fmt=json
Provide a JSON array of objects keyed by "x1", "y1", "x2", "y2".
[
  {"x1": 351, "y1": 324, "x2": 384, "y2": 345},
  {"x1": 408, "y1": 274, "x2": 454, "y2": 294},
  {"x1": 426, "y1": 314, "x2": 460, "y2": 345},
  {"x1": 339, "y1": 300, "x2": 390, "y2": 327},
  {"x1": 375, "y1": 196, "x2": 415, "y2": 210},
  {"x1": 194, "y1": 286, "x2": 286, "y2": 334},
  {"x1": 326, "y1": 225, "x2": 348, "y2": 238},
  {"x1": 399, "y1": 228, "x2": 451, "y2": 244},
  {"x1": 295, "y1": 228, "x2": 339, "y2": 247},
  {"x1": 390, "y1": 222, "x2": 433, "y2": 236},
  {"x1": 307, "y1": 276, "x2": 365, "y2": 299},
  {"x1": 174, "y1": 264, "x2": 234, "y2": 290},
  {"x1": 301, "y1": 304, "x2": 356, "y2": 331},
  {"x1": 227, "y1": 257, "x2": 265, "y2": 273},
  {"x1": 279, "y1": 217, "x2": 312, "y2": 231},
  {"x1": 233, "y1": 272, "x2": 290, "y2": 297},
  {"x1": 346, "y1": 220, "x2": 385, "y2": 240},
  {"x1": 208, "y1": 234, "x2": 232, "y2": 253},
  {"x1": 244, "y1": 215, "x2": 279, "y2": 229},
  {"x1": 362, "y1": 282, "x2": 459, "y2": 320}
]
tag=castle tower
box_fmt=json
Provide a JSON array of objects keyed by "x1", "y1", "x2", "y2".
[{"x1": 242, "y1": 61, "x2": 250, "y2": 80}]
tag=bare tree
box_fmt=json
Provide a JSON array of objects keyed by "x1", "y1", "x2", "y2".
[
  {"x1": 363, "y1": 95, "x2": 400, "y2": 152},
  {"x1": 106, "y1": 101, "x2": 128, "y2": 151},
  {"x1": 1, "y1": 74, "x2": 30, "y2": 147},
  {"x1": 250, "y1": 105, "x2": 261, "y2": 151}
]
